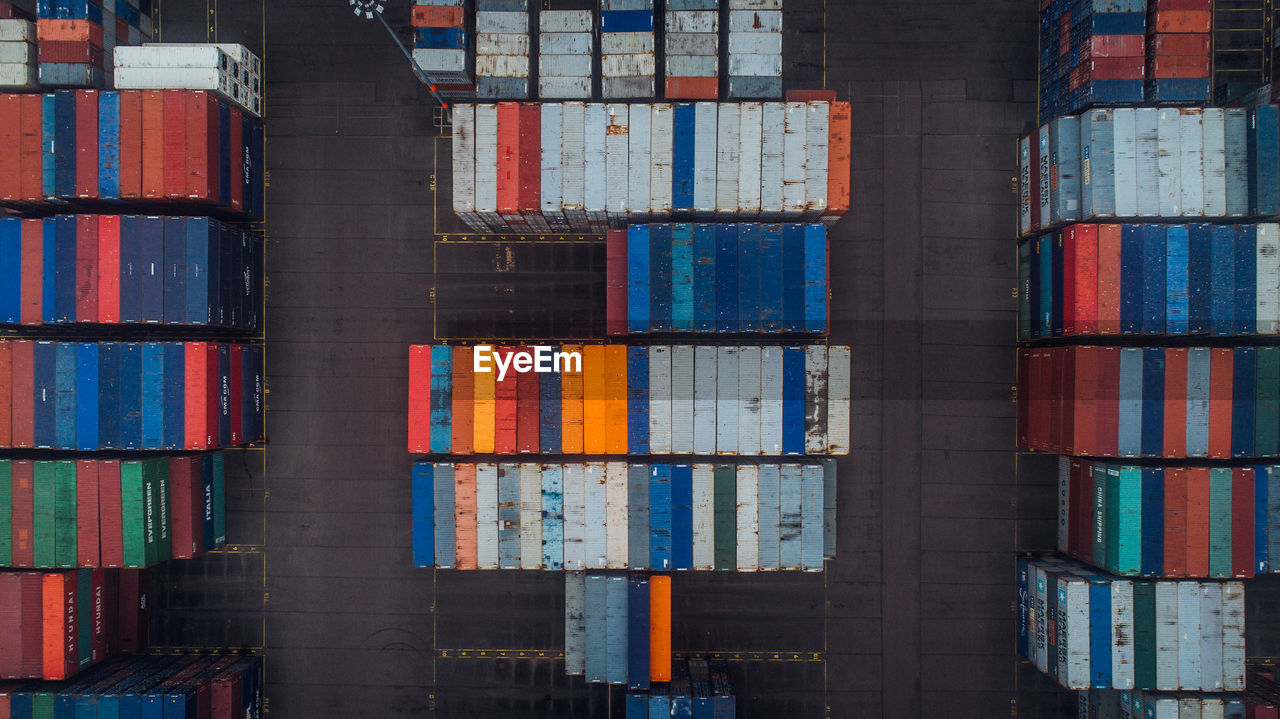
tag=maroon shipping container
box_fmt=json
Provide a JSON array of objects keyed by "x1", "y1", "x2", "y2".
[
  {"x1": 10, "y1": 460, "x2": 31, "y2": 568},
  {"x1": 606, "y1": 229, "x2": 626, "y2": 336},
  {"x1": 516, "y1": 351, "x2": 539, "y2": 453},
  {"x1": 166, "y1": 456, "x2": 204, "y2": 559},
  {"x1": 98, "y1": 461, "x2": 123, "y2": 568},
  {"x1": 0, "y1": 3, "x2": 34, "y2": 19},
  {"x1": 1148, "y1": 55, "x2": 1210, "y2": 78},
  {"x1": 17, "y1": 573, "x2": 40, "y2": 677},
  {"x1": 116, "y1": 568, "x2": 148, "y2": 653},
  {"x1": 75, "y1": 461, "x2": 99, "y2": 567},
  {"x1": 1072, "y1": 57, "x2": 1146, "y2": 81},
  {"x1": 37, "y1": 41, "x2": 104, "y2": 66},
  {"x1": 0, "y1": 573, "x2": 18, "y2": 677}
]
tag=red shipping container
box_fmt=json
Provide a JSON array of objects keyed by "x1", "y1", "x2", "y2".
[
  {"x1": 1096, "y1": 225, "x2": 1121, "y2": 334},
  {"x1": 88, "y1": 569, "x2": 105, "y2": 662},
  {"x1": 17, "y1": 572, "x2": 40, "y2": 676},
  {"x1": 0, "y1": 95, "x2": 18, "y2": 200},
  {"x1": 184, "y1": 342, "x2": 209, "y2": 450},
  {"x1": 205, "y1": 343, "x2": 219, "y2": 447},
  {"x1": 185, "y1": 91, "x2": 211, "y2": 200},
  {"x1": 495, "y1": 102, "x2": 520, "y2": 221},
  {"x1": 1150, "y1": 10, "x2": 1211, "y2": 33},
  {"x1": 75, "y1": 90, "x2": 97, "y2": 198},
  {"x1": 98, "y1": 460, "x2": 122, "y2": 568},
  {"x1": 19, "y1": 219, "x2": 40, "y2": 325},
  {"x1": 1149, "y1": 32, "x2": 1210, "y2": 56},
  {"x1": 1072, "y1": 346, "x2": 1099, "y2": 456},
  {"x1": 606, "y1": 229, "x2": 626, "y2": 336},
  {"x1": 212, "y1": 665, "x2": 245, "y2": 719},
  {"x1": 516, "y1": 354, "x2": 539, "y2": 453},
  {"x1": 114, "y1": 17, "x2": 126, "y2": 43},
  {"x1": 228, "y1": 104, "x2": 243, "y2": 211},
  {"x1": 1185, "y1": 467, "x2": 1211, "y2": 576},
  {"x1": 116, "y1": 569, "x2": 147, "y2": 653},
  {"x1": 1033, "y1": 349, "x2": 1051, "y2": 451},
  {"x1": 494, "y1": 346, "x2": 518, "y2": 454},
  {"x1": 408, "y1": 345, "x2": 430, "y2": 453},
  {"x1": 1148, "y1": 55, "x2": 1210, "y2": 79},
  {"x1": 140, "y1": 91, "x2": 164, "y2": 199},
  {"x1": 1061, "y1": 348, "x2": 1077, "y2": 454},
  {"x1": 1208, "y1": 347, "x2": 1233, "y2": 459},
  {"x1": 74, "y1": 460, "x2": 98, "y2": 567},
  {"x1": 1164, "y1": 348, "x2": 1188, "y2": 458},
  {"x1": 229, "y1": 345, "x2": 242, "y2": 446},
  {"x1": 118, "y1": 91, "x2": 142, "y2": 199},
  {"x1": 1149, "y1": 0, "x2": 1210, "y2": 9},
  {"x1": 19, "y1": 94, "x2": 41, "y2": 201},
  {"x1": 1074, "y1": 225, "x2": 1099, "y2": 334},
  {"x1": 1089, "y1": 34, "x2": 1145, "y2": 58},
  {"x1": 1163, "y1": 467, "x2": 1187, "y2": 576},
  {"x1": 0, "y1": 342, "x2": 8, "y2": 447},
  {"x1": 451, "y1": 346, "x2": 474, "y2": 455},
  {"x1": 9, "y1": 342, "x2": 31, "y2": 449},
  {"x1": 162, "y1": 90, "x2": 187, "y2": 199},
  {"x1": 0, "y1": 3, "x2": 35, "y2": 20},
  {"x1": 1062, "y1": 231, "x2": 1076, "y2": 335},
  {"x1": 1017, "y1": 349, "x2": 1029, "y2": 447},
  {"x1": 1048, "y1": 348, "x2": 1062, "y2": 451},
  {"x1": 412, "y1": 5, "x2": 464, "y2": 27},
  {"x1": 37, "y1": 19, "x2": 100, "y2": 44},
  {"x1": 785, "y1": 89, "x2": 837, "y2": 103},
  {"x1": 41, "y1": 571, "x2": 76, "y2": 679},
  {"x1": 1075, "y1": 57, "x2": 1146, "y2": 80},
  {"x1": 10, "y1": 461, "x2": 32, "y2": 568},
  {"x1": 0, "y1": 573, "x2": 19, "y2": 677},
  {"x1": 518, "y1": 103, "x2": 541, "y2": 226},
  {"x1": 1231, "y1": 467, "x2": 1255, "y2": 578},
  {"x1": 666, "y1": 77, "x2": 718, "y2": 100},
  {"x1": 1092, "y1": 347, "x2": 1118, "y2": 456},
  {"x1": 167, "y1": 456, "x2": 202, "y2": 559},
  {"x1": 96, "y1": 215, "x2": 119, "y2": 323},
  {"x1": 99, "y1": 568, "x2": 117, "y2": 656},
  {"x1": 74, "y1": 215, "x2": 97, "y2": 322},
  {"x1": 37, "y1": 41, "x2": 103, "y2": 65}
]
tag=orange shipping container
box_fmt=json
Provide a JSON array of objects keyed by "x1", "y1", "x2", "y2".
[
  {"x1": 664, "y1": 77, "x2": 718, "y2": 100},
  {"x1": 140, "y1": 91, "x2": 164, "y2": 199},
  {"x1": 408, "y1": 346, "x2": 431, "y2": 453},
  {"x1": 1150, "y1": 10, "x2": 1210, "y2": 33},
  {"x1": 604, "y1": 346, "x2": 628, "y2": 454},
  {"x1": 474, "y1": 353, "x2": 497, "y2": 453},
  {"x1": 455, "y1": 465, "x2": 478, "y2": 569},
  {"x1": 1148, "y1": 55, "x2": 1210, "y2": 79},
  {"x1": 412, "y1": 5, "x2": 464, "y2": 27},
  {"x1": 452, "y1": 346, "x2": 475, "y2": 454},
  {"x1": 1096, "y1": 225, "x2": 1121, "y2": 334},
  {"x1": 37, "y1": 19, "x2": 102, "y2": 45},
  {"x1": 582, "y1": 346, "x2": 607, "y2": 454},
  {"x1": 1150, "y1": 32, "x2": 1210, "y2": 56},
  {"x1": 561, "y1": 345, "x2": 585, "y2": 453},
  {"x1": 649, "y1": 575, "x2": 671, "y2": 682},
  {"x1": 824, "y1": 102, "x2": 852, "y2": 221},
  {"x1": 1184, "y1": 467, "x2": 1211, "y2": 576},
  {"x1": 1207, "y1": 348, "x2": 1233, "y2": 459}
]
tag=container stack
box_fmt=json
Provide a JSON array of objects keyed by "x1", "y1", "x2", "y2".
[
  {"x1": 538, "y1": 10, "x2": 591, "y2": 99},
  {"x1": 36, "y1": 0, "x2": 153, "y2": 89},
  {"x1": 726, "y1": 0, "x2": 783, "y2": 99},
  {"x1": 1145, "y1": 0, "x2": 1211, "y2": 104},
  {"x1": 1037, "y1": 0, "x2": 1145, "y2": 122},
  {"x1": 600, "y1": 0, "x2": 655, "y2": 100},
  {"x1": 412, "y1": 0, "x2": 475, "y2": 101},
  {"x1": 114, "y1": 43, "x2": 263, "y2": 119},
  {"x1": 625, "y1": 660, "x2": 736, "y2": 716},
  {"x1": 0, "y1": 4, "x2": 36, "y2": 90},
  {"x1": 474, "y1": 0, "x2": 530, "y2": 99},
  {"x1": 663, "y1": 0, "x2": 717, "y2": 100},
  {"x1": 563, "y1": 572, "x2": 671, "y2": 686}
]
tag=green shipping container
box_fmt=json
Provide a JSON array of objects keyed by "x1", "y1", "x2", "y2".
[
  {"x1": 1209, "y1": 468, "x2": 1233, "y2": 578},
  {"x1": 143, "y1": 460, "x2": 158, "y2": 566},
  {"x1": 1116, "y1": 466, "x2": 1141, "y2": 576},
  {"x1": 33, "y1": 461, "x2": 56, "y2": 568},
  {"x1": 713, "y1": 464, "x2": 736, "y2": 571},
  {"x1": 155, "y1": 460, "x2": 171, "y2": 562},
  {"x1": 121, "y1": 461, "x2": 147, "y2": 568},
  {"x1": 1132, "y1": 581, "x2": 1156, "y2": 689},
  {"x1": 212, "y1": 452, "x2": 226, "y2": 547},
  {"x1": 54, "y1": 461, "x2": 76, "y2": 569},
  {"x1": 1257, "y1": 347, "x2": 1280, "y2": 457},
  {"x1": 0, "y1": 460, "x2": 11, "y2": 566}
]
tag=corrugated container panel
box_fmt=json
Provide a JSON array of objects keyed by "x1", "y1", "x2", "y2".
[
  {"x1": 737, "y1": 102, "x2": 763, "y2": 217},
  {"x1": 585, "y1": 103, "x2": 609, "y2": 231},
  {"x1": 413, "y1": 463, "x2": 434, "y2": 567},
  {"x1": 1199, "y1": 582, "x2": 1222, "y2": 690},
  {"x1": 497, "y1": 463, "x2": 520, "y2": 568},
  {"x1": 606, "y1": 575, "x2": 628, "y2": 684},
  {"x1": 803, "y1": 345, "x2": 828, "y2": 454},
  {"x1": 760, "y1": 103, "x2": 784, "y2": 216},
  {"x1": 539, "y1": 76, "x2": 591, "y2": 99},
  {"x1": 1111, "y1": 580, "x2": 1134, "y2": 690},
  {"x1": 627, "y1": 576, "x2": 650, "y2": 690},
  {"x1": 649, "y1": 345, "x2": 672, "y2": 453},
  {"x1": 565, "y1": 571, "x2": 586, "y2": 675},
  {"x1": 693, "y1": 346, "x2": 717, "y2": 455},
  {"x1": 665, "y1": 33, "x2": 718, "y2": 56},
  {"x1": 476, "y1": 55, "x2": 531, "y2": 81},
  {"x1": 665, "y1": 9, "x2": 715, "y2": 32},
  {"x1": 474, "y1": 104, "x2": 504, "y2": 230},
  {"x1": 778, "y1": 464, "x2": 802, "y2": 569},
  {"x1": 1203, "y1": 108, "x2": 1226, "y2": 218},
  {"x1": 456, "y1": 465, "x2": 478, "y2": 568},
  {"x1": 628, "y1": 105, "x2": 652, "y2": 224},
  {"x1": 540, "y1": 53, "x2": 591, "y2": 78},
  {"x1": 1176, "y1": 581, "x2": 1200, "y2": 689},
  {"x1": 606, "y1": 104, "x2": 630, "y2": 227},
  {"x1": 716, "y1": 346, "x2": 739, "y2": 453},
  {"x1": 1180, "y1": 108, "x2": 1205, "y2": 218},
  {"x1": 628, "y1": 464, "x2": 649, "y2": 569},
  {"x1": 757, "y1": 464, "x2": 780, "y2": 569},
  {"x1": 782, "y1": 102, "x2": 806, "y2": 215},
  {"x1": 1225, "y1": 109, "x2": 1248, "y2": 217},
  {"x1": 728, "y1": 53, "x2": 783, "y2": 77},
  {"x1": 477, "y1": 32, "x2": 529, "y2": 55},
  {"x1": 715, "y1": 104, "x2": 741, "y2": 215},
  {"x1": 585, "y1": 462, "x2": 608, "y2": 568},
  {"x1": 542, "y1": 464, "x2": 564, "y2": 570},
  {"x1": 605, "y1": 461, "x2": 628, "y2": 569},
  {"x1": 826, "y1": 346, "x2": 850, "y2": 454},
  {"x1": 1081, "y1": 109, "x2": 1114, "y2": 220},
  {"x1": 651, "y1": 103, "x2": 674, "y2": 216},
  {"x1": 803, "y1": 102, "x2": 829, "y2": 219},
  {"x1": 670, "y1": 345, "x2": 695, "y2": 453},
  {"x1": 1112, "y1": 108, "x2": 1136, "y2": 218},
  {"x1": 541, "y1": 32, "x2": 592, "y2": 54},
  {"x1": 671, "y1": 463, "x2": 694, "y2": 569},
  {"x1": 519, "y1": 462, "x2": 542, "y2": 568},
  {"x1": 585, "y1": 573, "x2": 607, "y2": 681},
  {"x1": 760, "y1": 346, "x2": 783, "y2": 455},
  {"x1": 542, "y1": 10, "x2": 593, "y2": 32},
  {"x1": 800, "y1": 464, "x2": 823, "y2": 570},
  {"x1": 1259, "y1": 224, "x2": 1280, "y2": 334},
  {"x1": 821, "y1": 460, "x2": 837, "y2": 559},
  {"x1": 1157, "y1": 109, "x2": 1182, "y2": 217},
  {"x1": 737, "y1": 346, "x2": 762, "y2": 454},
  {"x1": 434, "y1": 463, "x2": 456, "y2": 568},
  {"x1": 476, "y1": 10, "x2": 528, "y2": 33},
  {"x1": 476, "y1": 464, "x2": 499, "y2": 568},
  {"x1": 692, "y1": 102, "x2": 716, "y2": 215},
  {"x1": 1136, "y1": 108, "x2": 1160, "y2": 217},
  {"x1": 692, "y1": 463, "x2": 715, "y2": 569},
  {"x1": 727, "y1": 9, "x2": 781, "y2": 32},
  {"x1": 1154, "y1": 581, "x2": 1178, "y2": 690},
  {"x1": 601, "y1": 31, "x2": 654, "y2": 54},
  {"x1": 602, "y1": 53, "x2": 656, "y2": 77},
  {"x1": 650, "y1": 464, "x2": 672, "y2": 569},
  {"x1": 451, "y1": 105, "x2": 478, "y2": 229},
  {"x1": 1221, "y1": 582, "x2": 1245, "y2": 690},
  {"x1": 563, "y1": 463, "x2": 586, "y2": 570},
  {"x1": 540, "y1": 103, "x2": 569, "y2": 231},
  {"x1": 562, "y1": 102, "x2": 587, "y2": 230},
  {"x1": 735, "y1": 465, "x2": 759, "y2": 570}
]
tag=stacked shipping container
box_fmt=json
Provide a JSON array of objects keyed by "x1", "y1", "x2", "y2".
[
  {"x1": 663, "y1": 1, "x2": 717, "y2": 100},
  {"x1": 0, "y1": 340, "x2": 264, "y2": 450},
  {"x1": 0, "y1": 8, "x2": 36, "y2": 90},
  {"x1": 475, "y1": 0, "x2": 529, "y2": 99},
  {"x1": 35, "y1": 0, "x2": 153, "y2": 89},
  {"x1": 451, "y1": 101, "x2": 852, "y2": 232},
  {"x1": 607, "y1": 223, "x2": 829, "y2": 335},
  {"x1": 726, "y1": 0, "x2": 782, "y2": 99},
  {"x1": 411, "y1": 462, "x2": 834, "y2": 570},
  {"x1": 625, "y1": 660, "x2": 736, "y2": 717},
  {"x1": 564, "y1": 572, "x2": 671, "y2": 685},
  {"x1": 1018, "y1": 555, "x2": 1245, "y2": 692},
  {"x1": 114, "y1": 44, "x2": 263, "y2": 119},
  {"x1": 538, "y1": 10, "x2": 591, "y2": 99},
  {"x1": 1038, "y1": 0, "x2": 1145, "y2": 122},
  {"x1": 600, "y1": 0, "x2": 655, "y2": 99},
  {"x1": 406, "y1": 344, "x2": 851, "y2": 456},
  {"x1": 0, "y1": 454, "x2": 227, "y2": 569},
  {"x1": 412, "y1": 0, "x2": 474, "y2": 100},
  {"x1": 1145, "y1": 0, "x2": 1211, "y2": 104}
]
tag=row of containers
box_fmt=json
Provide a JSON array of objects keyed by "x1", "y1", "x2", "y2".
[
  {"x1": 0, "y1": 651, "x2": 262, "y2": 713},
  {"x1": 1015, "y1": 106, "x2": 1280, "y2": 237},
  {"x1": 604, "y1": 224, "x2": 829, "y2": 336},
  {"x1": 411, "y1": 461, "x2": 834, "y2": 571},
  {"x1": 624, "y1": 660, "x2": 736, "y2": 717},
  {"x1": 599, "y1": 0, "x2": 653, "y2": 100},
  {"x1": 406, "y1": 344, "x2": 852, "y2": 456},
  {"x1": 0, "y1": 340, "x2": 265, "y2": 451},
  {"x1": 0, "y1": 454, "x2": 227, "y2": 570},
  {"x1": 474, "y1": 3, "x2": 531, "y2": 99},
  {"x1": 1018, "y1": 554, "x2": 1245, "y2": 692},
  {"x1": 410, "y1": 0, "x2": 474, "y2": 102},
  {"x1": 1081, "y1": 668, "x2": 1280, "y2": 717},
  {"x1": 1038, "y1": 0, "x2": 1213, "y2": 121},
  {"x1": 0, "y1": 215, "x2": 263, "y2": 329},
  {"x1": 114, "y1": 45, "x2": 264, "y2": 120},
  {"x1": 1017, "y1": 223, "x2": 1280, "y2": 339},
  {"x1": 1018, "y1": 345, "x2": 1280, "y2": 459},
  {"x1": 449, "y1": 101, "x2": 852, "y2": 233},
  {"x1": 0, "y1": 89, "x2": 266, "y2": 219},
  {"x1": 0, "y1": 0, "x2": 155, "y2": 91},
  {"x1": 0, "y1": 568, "x2": 148, "y2": 679},
  {"x1": 1053, "y1": 458, "x2": 1276, "y2": 579},
  {"x1": 564, "y1": 572, "x2": 671, "y2": 687}
]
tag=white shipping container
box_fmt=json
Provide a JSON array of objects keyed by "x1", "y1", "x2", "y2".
[
  {"x1": 1062, "y1": 576, "x2": 1090, "y2": 689},
  {"x1": 477, "y1": 32, "x2": 531, "y2": 56},
  {"x1": 1111, "y1": 580, "x2": 1135, "y2": 689},
  {"x1": 564, "y1": 571, "x2": 586, "y2": 675},
  {"x1": 738, "y1": 102, "x2": 763, "y2": 216},
  {"x1": 602, "y1": 53, "x2": 656, "y2": 77},
  {"x1": 716, "y1": 104, "x2": 741, "y2": 214},
  {"x1": 760, "y1": 346, "x2": 783, "y2": 455},
  {"x1": 1135, "y1": 108, "x2": 1160, "y2": 217},
  {"x1": 1032, "y1": 564, "x2": 1050, "y2": 674},
  {"x1": 1202, "y1": 108, "x2": 1226, "y2": 217},
  {"x1": 1179, "y1": 108, "x2": 1204, "y2": 217},
  {"x1": 605, "y1": 462, "x2": 628, "y2": 569},
  {"x1": 665, "y1": 55, "x2": 717, "y2": 78},
  {"x1": 805, "y1": 101, "x2": 830, "y2": 217},
  {"x1": 452, "y1": 105, "x2": 477, "y2": 221},
  {"x1": 1221, "y1": 582, "x2": 1245, "y2": 690},
  {"x1": 728, "y1": 32, "x2": 782, "y2": 54},
  {"x1": 0, "y1": 19, "x2": 34, "y2": 43},
  {"x1": 1112, "y1": 108, "x2": 1137, "y2": 217},
  {"x1": 584, "y1": 103, "x2": 609, "y2": 230},
  {"x1": 601, "y1": 32, "x2": 655, "y2": 54},
  {"x1": 541, "y1": 9, "x2": 593, "y2": 32},
  {"x1": 476, "y1": 464, "x2": 499, "y2": 569},
  {"x1": 665, "y1": 32, "x2": 718, "y2": 56},
  {"x1": 738, "y1": 346, "x2": 762, "y2": 455},
  {"x1": 729, "y1": 53, "x2": 783, "y2": 77},
  {"x1": 0, "y1": 41, "x2": 33, "y2": 65},
  {"x1": 603, "y1": 76, "x2": 655, "y2": 100},
  {"x1": 1177, "y1": 581, "x2": 1200, "y2": 690},
  {"x1": 1157, "y1": 108, "x2": 1182, "y2": 218},
  {"x1": 540, "y1": 53, "x2": 591, "y2": 78},
  {"x1": 1199, "y1": 583, "x2": 1223, "y2": 691},
  {"x1": 475, "y1": 105, "x2": 501, "y2": 227},
  {"x1": 519, "y1": 463, "x2": 543, "y2": 569},
  {"x1": 651, "y1": 103, "x2": 675, "y2": 214},
  {"x1": 1259, "y1": 224, "x2": 1280, "y2": 334},
  {"x1": 539, "y1": 76, "x2": 591, "y2": 99},
  {"x1": 562, "y1": 102, "x2": 587, "y2": 227},
  {"x1": 665, "y1": 10, "x2": 717, "y2": 33},
  {"x1": 760, "y1": 103, "x2": 785, "y2": 215},
  {"x1": 0, "y1": 61, "x2": 36, "y2": 90},
  {"x1": 782, "y1": 102, "x2": 807, "y2": 215},
  {"x1": 1154, "y1": 573, "x2": 1179, "y2": 690},
  {"x1": 691, "y1": 464, "x2": 715, "y2": 569},
  {"x1": 541, "y1": 33, "x2": 593, "y2": 55},
  {"x1": 728, "y1": 10, "x2": 782, "y2": 32},
  {"x1": 804, "y1": 345, "x2": 828, "y2": 453},
  {"x1": 563, "y1": 464, "x2": 587, "y2": 570},
  {"x1": 827, "y1": 346, "x2": 851, "y2": 454},
  {"x1": 113, "y1": 67, "x2": 234, "y2": 96},
  {"x1": 628, "y1": 105, "x2": 652, "y2": 224},
  {"x1": 606, "y1": 104, "x2": 630, "y2": 221},
  {"x1": 476, "y1": 10, "x2": 529, "y2": 33},
  {"x1": 585, "y1": 463, "x2": 608, "y2": 568},
  {"x1": 649, "y1": 346, "x2": 673, "y2": 453},
  {"x1": 735, "y1": 465, "x2": 759, "y2": 570},
  {"x1": 540, "y1": 104, "x2": 568, "y2": 229},
  {"x1": 693, "y1": 103, "x2": 717, "y2": 214},
  {"x1": 670, "y1": 345, "x2": 695, "y2": 454},
  {"x1": 716, "y1": 346, "x2": 739, "y2": 454},
  {"x1": 115, "y1": 44, "x2": 229, "y2": 69},
  {"x1": 693, "y1": 346, "x2": 717, "y2": 455},
  {"x1": 476, "y1": 55, "x2": 531, "y2": 78},
  {"x1": 728, "y1": 0, "x2": 782, "y2": 9}
]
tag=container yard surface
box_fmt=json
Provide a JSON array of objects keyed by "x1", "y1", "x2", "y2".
[{"x1": 136, "y1": 0, "x2": 1220, "y2": 716}]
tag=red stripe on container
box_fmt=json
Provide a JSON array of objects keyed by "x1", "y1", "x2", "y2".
[
  {"x1": 163, "y1": 90, "x2": 187, "y2": 199},
  {"x1": 186, "y1": 91, "x2": 209, "y2": 199},
  {"x1": 496, "y1": 103, "x2": 520, "y2": 219},
  {"x1": 98, "y1": 460, "x2": 122, "y2": 568},
  {"x1": 140, "y1": 90, "x2": 164, "y2": 199},
  {"x1": 19, "y1": 94, "x2": 40, "y2": 201},
  {"x1": 75, "y1": 460, "x2": 99, "y2": 567},
  {"x1": 1231, "y1": 467, "x2": 1255, "y2": 578},
  {"x1": 495, "y1": 346, "x2": 518, "y2": 454},
  {"x1": 19, "y1": 219, "x2": 41, "y2": 325},
  {"x1": 9, "y1": 342, "x2": 31, "y2": 448},
  {"x1": 1095, "y1": 347, "x2": 1120, "y2": 457},
  {"x1": 1164, "y1": 348, "x2": 1188, "y2": 458},
  {"x1": 1163, "y1": 467, "x2": 1187, "y2": 576},
  {"x1": 1208, "y1": 347, "x2": 1232, "y2": 459},
  {"x1": 408, "y1": 345, "x2": 431, "y2": 453},
  {"x1": 75, "y1": 90, "x2": 97, "y2": 198},
  {"x1": 96, "y1": 216, "x2": 119, "y2": 323},
  {"x1": 606, "y1": 229, "x2": 627, "y2": 336},
  {"x1": 75, "y1": 215, "x2": 97, "y2": 322},
  {"x1": 10, "y1": 460, "x2": 32, "y2": 567},
  {"x1": 0, "y1": 342, "x2": 9, "y2": 447},
  {"x1": 516, "y1": 354, "x2": 539, "y2": 453},
  {"x1": 0, "y1": 95, "x2": 18, "y2": 200},
  {"x1": 118, "y1": 91, "x2": 142, "y2": 199}
]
